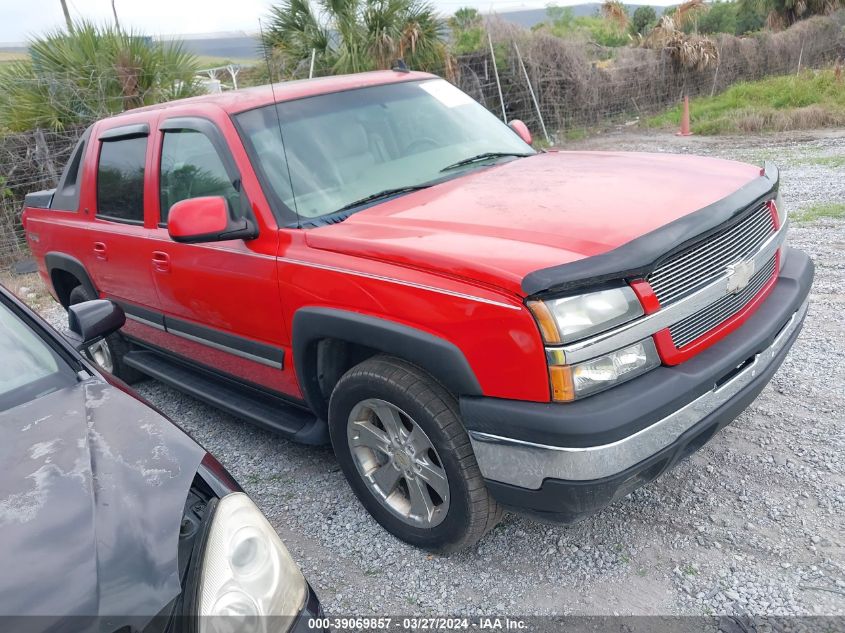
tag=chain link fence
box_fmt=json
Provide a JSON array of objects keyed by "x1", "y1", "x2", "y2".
[{"x1": 2, "y1": 13, "x2": 843, "y2": 272}]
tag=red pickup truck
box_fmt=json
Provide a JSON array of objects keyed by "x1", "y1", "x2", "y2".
[{"x1": 23, "y1": 70, "x2": 813, "y2": 552}]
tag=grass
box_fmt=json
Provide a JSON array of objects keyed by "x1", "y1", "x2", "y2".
[
  {"x1": 645, "y1": 70, "x2": 845, "y2": 135},
  {"x1": 798, "y1": 155, "x2": 845, "y2": 168},
  {"x1": 0, "y1": 270, "x2": 54, "y2": 311},
  {"x1": 562, "y1": 127, "x2": 590, "y2": 142},
  {"x1": 0, "y1": 51, "x2": 28, "y2": 64},
  {"x1": 792, "y1": 202, "x2": 845, "y2": 223}
]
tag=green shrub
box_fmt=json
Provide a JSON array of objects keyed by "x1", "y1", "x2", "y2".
[{"x1": 0, "y1": 21, "x2": 201, "y2": 132}]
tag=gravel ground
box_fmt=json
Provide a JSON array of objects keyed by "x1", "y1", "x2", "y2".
[{"x1": 34, "y1": 129, "x2": 844, "y2": 618}]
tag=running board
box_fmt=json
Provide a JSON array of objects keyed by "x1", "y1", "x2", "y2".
[{"x1": 123, "y1": 350, "x2": 328, "y2": 445}]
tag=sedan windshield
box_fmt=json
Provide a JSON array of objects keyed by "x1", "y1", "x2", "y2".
[
  {"x1": 235, "y1": 79, "x2": 535, "y2": 223},
  {"x1": 0, "y1": 300, "x2": 77, "y2": 412}
]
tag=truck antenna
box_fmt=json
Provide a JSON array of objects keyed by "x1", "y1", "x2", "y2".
[{"x1": 258, "y1": 18, "x2": 301, "y2": 229}]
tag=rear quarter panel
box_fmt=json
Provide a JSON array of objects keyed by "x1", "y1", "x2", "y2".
[{"x1": 24, "y1": 207, "x2": 91, "y2": 300}]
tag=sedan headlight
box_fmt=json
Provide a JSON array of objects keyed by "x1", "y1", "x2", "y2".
[
  {"x1": 197, "y1": 492, "x2": 306, "y2": 633},
  {"x1": 528, "y1": 286, "x2": 644, "y2": 344}
]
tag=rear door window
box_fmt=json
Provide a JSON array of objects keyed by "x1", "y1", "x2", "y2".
[{"x1": 96, "y1": 136, "x2": 147, "y2": 223}]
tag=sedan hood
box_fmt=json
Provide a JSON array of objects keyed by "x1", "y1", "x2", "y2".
[
  {"x1": 0, "y1": 377, "x2": 205, "y2": 625},
  {"x1": 306, "y1": 151, "x2": 761, "y2": 296}
]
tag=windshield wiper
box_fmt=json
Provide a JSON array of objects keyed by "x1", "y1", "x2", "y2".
[
  {"x1": 440, "y1": 152, "x2": 533, "y2": 172},
  {"x1": 332, "y1": 185, "x2": 433, "y2": 215}
]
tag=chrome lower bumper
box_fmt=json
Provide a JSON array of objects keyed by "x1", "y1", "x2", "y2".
[{"x1": 468, "y1": 298, "x2": 808, "y2": 490}]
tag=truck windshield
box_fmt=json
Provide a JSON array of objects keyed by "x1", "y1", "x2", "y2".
[{"x1": 235, "y1": 79, "x2": 535, "y2": 223}]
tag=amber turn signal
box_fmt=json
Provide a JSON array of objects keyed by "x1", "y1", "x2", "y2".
[
  {"x1": 527, "y1": 300, "x2": 561, "y2": 344},
  {"x1": 549, "y1": 365, "x2": 575, "y2": 402}
]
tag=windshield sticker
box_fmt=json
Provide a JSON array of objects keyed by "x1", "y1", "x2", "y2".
[{"x1": 420, "y1": 81, "x2": 474, "y2": 108}]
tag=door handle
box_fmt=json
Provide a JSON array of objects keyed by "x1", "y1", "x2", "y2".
[
  {"x1": 152, "y1": 251, "x2": 171, "y2": 273},
  {"x1": 93, "y1": 242, "x2": 108, "y2": 261}
]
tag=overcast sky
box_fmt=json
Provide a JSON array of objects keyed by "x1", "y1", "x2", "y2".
[{"x1": 2, "y1": 0, "x2": 677, "y2": 43}]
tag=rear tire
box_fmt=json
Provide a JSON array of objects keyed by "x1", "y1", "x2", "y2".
[
  {"x1": 328, "y1": 356, "x2": 503, "y2": 553},
  {"x1": 68, "y1": 285, "x2": 143, "y2": 383}
]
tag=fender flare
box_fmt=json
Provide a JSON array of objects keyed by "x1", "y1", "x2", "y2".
[
  {"x1": 44, "y1": 252, "x2": 97, "y2": 306},
  {"x1": 292, "y1": 307, "x2": 482, "y2": 417}
]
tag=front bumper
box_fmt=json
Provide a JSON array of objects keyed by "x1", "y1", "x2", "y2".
[{"x1": 462, "y1": 247, "x2": 813, "y2": 522}]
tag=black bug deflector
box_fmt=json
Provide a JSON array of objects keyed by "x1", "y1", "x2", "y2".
[{"x1": 521, "y1": 163, "x2": 780, "y2": 297}]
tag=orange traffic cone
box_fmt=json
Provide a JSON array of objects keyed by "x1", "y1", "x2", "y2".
[{"x1": 676, "y1": 96, "x2": 693, "y2": 137}]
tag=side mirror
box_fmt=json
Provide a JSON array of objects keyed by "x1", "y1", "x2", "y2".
[
  {"x1": 167, "y1": 196, "x2": 257, "y2": 244},
  {"x1": 508, "y1": 120, "x2": 533, "y2": 146},
  {"x1": 66, "y1": 300, "x2": 125, "y2": 349}
]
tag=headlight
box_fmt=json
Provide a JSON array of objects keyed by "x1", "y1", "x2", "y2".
[
  {"x1": 197, "y1": 492, "x2": 306, "y2": 633},
  {"x1": 548, "y1": 338, "x2": 660, "y2": 400},
  {"x1": 528, "y1": 286, "x2": 644, "y2": 344}
]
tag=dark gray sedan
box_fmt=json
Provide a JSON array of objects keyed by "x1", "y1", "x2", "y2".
[{"x1": 0, "y1": 285, "x2": 323, "y2": 632}]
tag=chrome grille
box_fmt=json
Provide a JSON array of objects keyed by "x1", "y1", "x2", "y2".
[
  {"x1": 669, "y1": 255, "x2": 777, "y2": 348},
  {"x1": 649, "y1": 203, "x2": 775, "y2": 305}
]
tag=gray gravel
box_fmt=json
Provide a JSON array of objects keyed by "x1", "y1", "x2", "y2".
[{"x1": 39, "y1": 129, "x2": 844, "y2": 617}]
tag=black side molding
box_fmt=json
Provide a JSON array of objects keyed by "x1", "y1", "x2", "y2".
[
  {"x1": 166, "y1": 316, "x2": 285, "y2": 369},
  {"x1": 115, "y1": 300, "x2": 165, "y2": 329},
  {"x1": 292, "y1": 308, "x2": 483, "y2": 417},
  {"x1": 522, "y1": 162, "x2": 780, "y2": 297},
  {"x1": 115, "y1": 300, "x2": 285, "y2": 369}
]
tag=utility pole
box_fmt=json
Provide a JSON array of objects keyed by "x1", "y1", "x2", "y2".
[
  {"x1": 111, "y1": 0, "x2": 122, "y2": 31},
  {"x1": 59, "y1": 0, "x2": 73, "y2": 32}
]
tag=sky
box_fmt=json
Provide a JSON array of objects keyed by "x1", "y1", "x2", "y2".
[{"x1": 2, "y1": 0, "x2": 678, "y2": 43}]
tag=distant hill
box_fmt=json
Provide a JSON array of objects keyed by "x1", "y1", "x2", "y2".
[
  {"x1": 495, "y1": 4, "x2": 670, "y2": 29},
  {"x1": 159, "y1": 31, "x2": 259, "y2": 62},
  {"x1": 0, "y1": 32, "x2": 261, "y2": 65}
]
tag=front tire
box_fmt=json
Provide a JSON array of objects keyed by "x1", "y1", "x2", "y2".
[
  {"x1": 328, "y1": 356, "x2": 503, "y2": 553},
  {"x1": 68, "y1": 285, "x2": 143, "y2": 383}
]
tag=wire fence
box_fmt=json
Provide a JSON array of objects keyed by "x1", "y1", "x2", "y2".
[
  {"x1": 0, "y1": 128, "x2": 83, "y2": 271},
  {"x1": 285, "y1": 14, "x2": 844, "y2": 138},
  {"x1": 1, "y1": 13, "x2": 843, "y2": 272}
]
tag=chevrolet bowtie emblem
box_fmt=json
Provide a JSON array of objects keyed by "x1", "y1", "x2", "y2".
[{"x1": 726, "y1": 259, "x2": 755, "y2": 294}]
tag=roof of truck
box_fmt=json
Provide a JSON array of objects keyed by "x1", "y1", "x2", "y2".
[{"x1": 127, "y1": 70, "x2": 435, "y2": 116}]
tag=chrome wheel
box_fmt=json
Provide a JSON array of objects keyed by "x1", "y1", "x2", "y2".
[
  {"x1": 347, "y1": 398, "x2": 450, "y2": 528},
  {"x1": 86, "y1": 339, "x2": 114, "y2": 373}
]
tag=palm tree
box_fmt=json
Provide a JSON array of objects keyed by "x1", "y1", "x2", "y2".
[
  {"x1": 0, "y1": 21, "x2": 202, "y2": 132},
  {"x1": 448, "y1": 7, "x2": 484, "y2": 55},
  {"x1": 263, "y1": 0, "x2": 448, "y2": 77}
]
